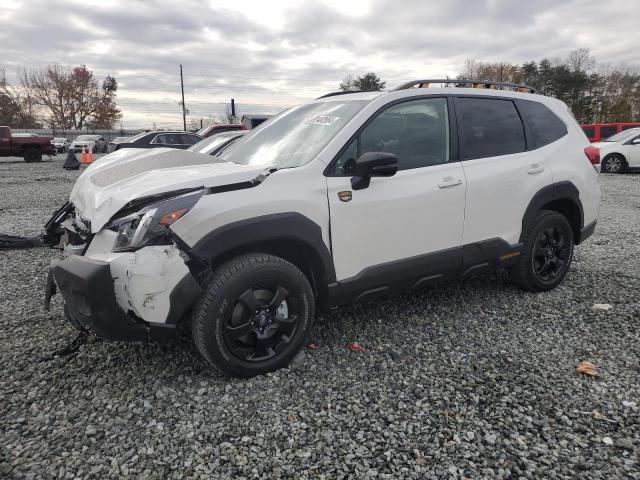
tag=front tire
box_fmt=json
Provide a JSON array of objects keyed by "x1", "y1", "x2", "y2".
[
  {"x1": 191, "y1": 253, "x2": 315, "y2": 377},
  {"x1": 601, "y1": 154, "x2": 626, "y2": 174},
  {"x1": 510, "y1": 210, "x2": 574, "y2": 292}
]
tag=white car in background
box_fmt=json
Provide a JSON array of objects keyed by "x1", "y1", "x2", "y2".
[
  {"x1": 70, "y1": 135, "x2": 108, "y2": 153},
  {"x1": 594, "y1": 127, "x2": 640, "y2": 173},
  {"x1": 52, "y1": 137, "x2": 70, "y2": 153},
  {"x1": 108, "y1": 136, "x2": 131, "y2": 153}
]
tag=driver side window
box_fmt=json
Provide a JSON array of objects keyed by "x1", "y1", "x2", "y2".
[{"x1": 334, "y1": 97, "x2": 450, "y2": 175}]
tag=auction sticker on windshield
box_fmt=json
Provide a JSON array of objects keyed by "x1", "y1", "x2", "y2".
[{"x1": 306, "y1": 115, "x2": 340, "y2": 126}]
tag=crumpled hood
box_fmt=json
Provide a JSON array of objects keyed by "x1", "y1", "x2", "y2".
[{"x1": 69, "y1": 148, "x2": 268, "y2": 232}]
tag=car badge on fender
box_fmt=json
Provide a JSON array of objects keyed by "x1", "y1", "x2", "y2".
[{"x1": 338, "y1": 191, "x2": 352, "y2": 202}]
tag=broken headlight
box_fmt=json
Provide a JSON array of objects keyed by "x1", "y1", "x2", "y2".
[{"x1": 107, "y1": 190, "x2": 203, "y2": 252}]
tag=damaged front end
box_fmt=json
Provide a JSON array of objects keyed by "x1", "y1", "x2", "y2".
[{"x1": 45, "y1": 191, "x2": 204, "y2": 342}]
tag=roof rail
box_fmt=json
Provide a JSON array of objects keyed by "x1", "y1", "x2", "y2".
[
  {"x1": 393, "y1": 79, "x2": 538, "y2": 94},
  {"x1": 316, "y1": 90, "x2": 373, "y2": 99}
]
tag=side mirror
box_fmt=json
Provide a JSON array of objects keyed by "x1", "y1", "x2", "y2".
[{"x1": 350, "y1": 152, "x2": 399, "y2": 190}]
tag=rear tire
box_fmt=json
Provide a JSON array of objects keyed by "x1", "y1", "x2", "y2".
[
  {"x1": 601, "y1": 154, "x2": 626, "y2": 174},
  {"x1": 191, "y1": 253, "x2": 315, "y2": 377},
  {"x1": 510, "y1": 210, "x2": 574, "y2": 292},
  {"x1": 23, "y1": 148, "x2": 42, "y2": 163}
]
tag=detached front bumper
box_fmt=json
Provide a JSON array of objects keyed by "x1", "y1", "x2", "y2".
[{"x1": 47, "y1": 246, "x2": 201, "y2": 342}]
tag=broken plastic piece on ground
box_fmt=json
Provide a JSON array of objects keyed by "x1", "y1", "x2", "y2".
[
  {"x1": 347, "y1": 342, "x2": 364, "y2": 352},
  {"x1": 592, "y1": 303, "x2": 613, "y2": 311},
  {"x1": 0, "y1": 233, "x2": 43, "y2": 250},
  {"x1": 576, "y1": 360, "x2": 598, "y2": 376},
  {"x1": 307, "y1": 343, "x2": 320, "y2": 351}
]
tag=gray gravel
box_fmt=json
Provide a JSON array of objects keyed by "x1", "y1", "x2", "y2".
[{"x1": 1, "y1": 156, "x2": 639, "y2": 479}]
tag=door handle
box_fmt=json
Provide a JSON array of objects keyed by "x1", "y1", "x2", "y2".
[
  {"x1": 527, "y1": 164, "x2": 545, "y2": 174},
  {"x1": 438, "y1": 177, "x2": 463, "y2": 189}
]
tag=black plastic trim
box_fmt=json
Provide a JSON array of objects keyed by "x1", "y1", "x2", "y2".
[
  {"x1": 577, "y1": 220, "x2": 597, "y2": 244},
  {"x1": 191, "y1": 212, "x2": 336, "y2": 284},
  {"x1": 327, "y1": 238, "x2": 520, "y2": 306}
]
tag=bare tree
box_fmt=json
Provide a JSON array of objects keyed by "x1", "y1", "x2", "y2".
[
  {"x1": 21, "y1": 64, "x2": 121, "y2": 129},
  {"x1": 0, "y1": 73, "x2": 40, "y2": 127}
]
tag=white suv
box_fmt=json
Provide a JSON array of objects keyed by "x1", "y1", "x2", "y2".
[{"x1": 45, "y1": 80, "x2": 601, "y2": 377}]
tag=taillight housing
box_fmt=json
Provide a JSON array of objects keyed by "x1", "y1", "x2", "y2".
[{"x1": 584, "y1": 146, "x2": 600, "y2": 166}]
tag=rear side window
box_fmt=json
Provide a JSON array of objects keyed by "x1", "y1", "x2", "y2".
[
  {"x1": 456, "y1": 97, "x2": 525, "y2": 160},
  {"x1": 582, "y1": 126, "x2": 595, "y2": 138},
  {"x1": 519, "y1": 100, "x2": 567, "y2": 147},
  {"x1": 622, "y1": 125, "x2": 639, "y2": 131},
  {"x1": 599, "y1": 126, "x2": 617, "y2": 139},
  {"x1": 0, "y1": 128, "x2": 8, "y2": 139}
]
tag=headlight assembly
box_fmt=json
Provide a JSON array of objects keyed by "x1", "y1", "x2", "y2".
[{"x1": 107, "y1": 190, "x2": 203, "y2": 252}]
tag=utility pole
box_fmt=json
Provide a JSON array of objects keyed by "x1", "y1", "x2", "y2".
[
  {"x1": 231, "y1": 98, "x2": 236, "y2": 121},
  {"x1": 180, "y1": 64, "x2": 187, "y2": 131}
]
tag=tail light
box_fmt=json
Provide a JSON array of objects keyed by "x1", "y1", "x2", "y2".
[{"x1": 584, "y1": 146, "x2": 600, "y2": 166}]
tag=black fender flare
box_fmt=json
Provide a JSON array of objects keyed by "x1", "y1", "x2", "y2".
[
  {"x1": 520, "y1": 181, "x2": 584, "y2": 242},
  {"x1": 190, "y1": 212, "x2": 336, "y2": 284}
]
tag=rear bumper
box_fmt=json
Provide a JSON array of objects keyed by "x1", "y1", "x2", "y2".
[{"x1": 49, "y1": 253, "x2": 201, "y2": 342}]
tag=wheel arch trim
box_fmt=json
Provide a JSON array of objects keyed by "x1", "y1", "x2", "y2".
[
  {"x1": 189, "y1": 212, "x2": 336, "y2": 284},
  {"x1": 520, "y1": 181, "x2": 584, "y2": 244}
]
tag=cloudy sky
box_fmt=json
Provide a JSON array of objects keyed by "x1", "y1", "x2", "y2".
[{"x1": 1, "y1": 0, "x2": 638, "y2": 129}]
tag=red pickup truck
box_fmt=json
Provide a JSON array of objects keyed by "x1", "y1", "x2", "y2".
[{"x1": 0, "y1": 126, "x2": 57, "y2": 162}]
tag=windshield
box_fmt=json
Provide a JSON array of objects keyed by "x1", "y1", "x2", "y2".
[
  {"x1": 605, "y1": 129, "x2": 640, "y2": 142},
  {"x1": 188, "y1": 134, "x2": 238, "y2": 154},
  {"x1": 219, "y1": 100, "x2": 369, "y2": 168},
  {"x1": 54, "y1": 138, "x2": 66, "y2": 141}
]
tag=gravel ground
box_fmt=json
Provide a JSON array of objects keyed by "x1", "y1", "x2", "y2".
[{"x1": 0, "y1": 156, "x2": 638, "y2": 479}]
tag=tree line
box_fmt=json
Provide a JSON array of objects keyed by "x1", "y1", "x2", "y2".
[
  {"x1": 340, "y1": 50, "x2": 639, "y2": 124},
  {"x1": 0, "y1": 64, "x2": 121, "y2": 129}
]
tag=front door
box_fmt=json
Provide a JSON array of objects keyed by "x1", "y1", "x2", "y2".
[{"x1": 326, "y1": 97, "x2": 466, "y2": 285}]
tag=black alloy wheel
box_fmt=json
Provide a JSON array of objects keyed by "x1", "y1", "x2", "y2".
[
  {"x1": 223, "y1": 285, "x2": 300, "y2": 362},
  {"x1": 510, "y1": 210, "x2": 574, "y2": 292},
  {"x1": 191, "y1": 253, "x2": 314, "y2": 377},
  {"x1": 532, "y1": 226, "x2": 570, "y2": 284}
]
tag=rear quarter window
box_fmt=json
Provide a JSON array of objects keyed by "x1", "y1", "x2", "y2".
[{"x1": 519, "y1": 100, "x2": 568, "y2": 147}]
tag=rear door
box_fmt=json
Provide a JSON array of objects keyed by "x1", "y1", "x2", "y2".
[
  {"x1": 455, "y1": 96, "x2": 552, "y2": 247},
  {"x1": 327, "y1": 96, "x2": 466, "y2": 283}
]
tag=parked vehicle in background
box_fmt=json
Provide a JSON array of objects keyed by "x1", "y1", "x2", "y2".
[
  {"x1": 45, "y1": 79, "x2": 600, "y2": 377},
  {"x1": 52, "y1": 137, "x2": 70, "y2": 153},
  {"x1": 70, "y1": 135, "x2": 108, "y2": 153},
  {"x1": 195, "y1": 124, "x2": 247, "y2": 139},
  {"x1": 241, "y1": 115, "x2": 272, "y2": 129},
  {"x1": 581, "y1": 123, "x2": 640, "y2": 142},
  {"x1": 592, "y1": 127, "x2": 640, "y2": 173},
  {"x1": 108, "y1": 136, "x2": 131, "y2": 153},
  {"x1": 111, "y1": 131, "x2": 202, "y2": 151},
  {"x1": 187, "y1": 130, "x2": 248, "y2": 156},
  {"x1": 12, "y1": 133, "x2": 39, "y2": 137},
  {"x1": 0, "y1": 126, "x2": 57, "y2": 162}
]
